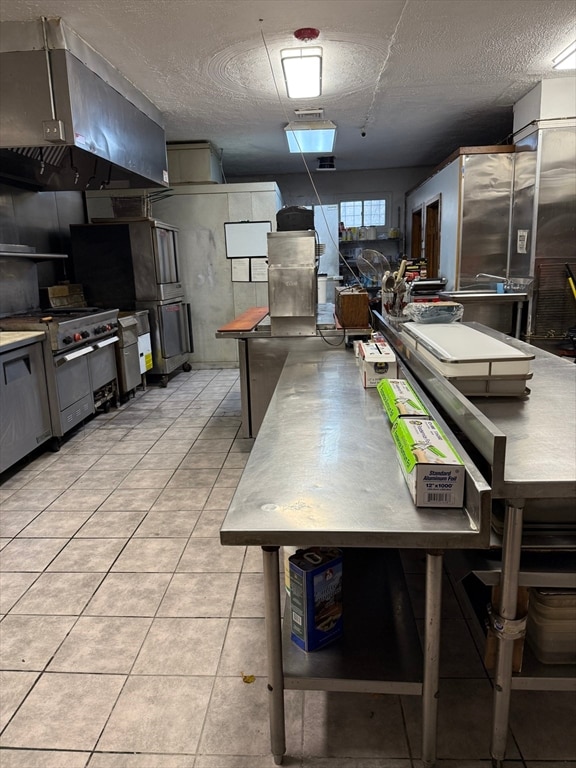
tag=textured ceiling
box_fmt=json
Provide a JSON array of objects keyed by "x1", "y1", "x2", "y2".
[{"x1": 0, "y1": 0, "x2": 575, "y2": 176}]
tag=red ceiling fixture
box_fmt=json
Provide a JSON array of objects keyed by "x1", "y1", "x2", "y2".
[{"x1": 293, "y1": 28, "x2": 320, "y2": 43}]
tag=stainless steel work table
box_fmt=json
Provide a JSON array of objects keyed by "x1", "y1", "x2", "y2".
[
  {"x1": 220, "y1": 347, "x2": 491, "y2": 766},
  {"x1": 378, "y1": 316, "x2": 576, "y2": 767}
]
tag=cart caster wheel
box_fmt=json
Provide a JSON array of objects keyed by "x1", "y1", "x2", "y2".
[
  {"x1": 160, "y1": 375, "x2": 168, "y2": 388},
  {"x1": 103, "y1": 402, "x2": 111, "y2": 413},
  {"x1": 49, "y1": 437, "x2": 62, "y2": 453},
  {"x1": 273, "y1": 756, "x2": 283, "y2": 766},
  {"x1": 182, "y1": 362, "x2": 192, "y2": 372}
]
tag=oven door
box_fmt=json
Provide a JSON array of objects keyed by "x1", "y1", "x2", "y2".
[
  {"x1": 53, "y1": 346, "x2": 95, "y2": 435},
  {"x1": 159, "y1": 301, "x2": 192, "y2": 358}
]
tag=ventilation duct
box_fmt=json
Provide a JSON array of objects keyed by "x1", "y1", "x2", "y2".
[{"x1": 0, "y1": 18, "x2": 168, "y2": 191}]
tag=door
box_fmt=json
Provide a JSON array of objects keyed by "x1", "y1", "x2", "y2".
[
  {"x1": 159, "y1": 302, "x2": 191, "y2": 358},
  {"x1": 411, "y1": 208, "x2": 423, "y2": 261},
  {"x1": 425, "y1": 198, "x2": 441, "y2": 278}
]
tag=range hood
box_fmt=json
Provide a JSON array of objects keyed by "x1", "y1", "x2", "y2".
[{"x1": 0, "y1": 18, "x2": 168, "y2": 191}]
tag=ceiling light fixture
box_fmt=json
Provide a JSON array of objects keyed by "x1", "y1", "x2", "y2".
[
  {"x1": 284, "y1": 120, "x2": 337, "y2": 153},
  {"x1": 552, "y1": 40, "x2": 576, "y2": 69},
  {"x1": 281, "y1": 47, "x2": 322, "y2": 98}
]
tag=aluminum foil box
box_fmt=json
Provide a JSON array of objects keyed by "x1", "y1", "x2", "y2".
[
  {"x1": 289, "y1": 547, "x2": 343, "y2": 652},
  {"x1": 392, "y1": 417, "x2": 465, "y2": 508},
  {"x1": 377, "y1": 378, "x2": 430, "y2": 423}
]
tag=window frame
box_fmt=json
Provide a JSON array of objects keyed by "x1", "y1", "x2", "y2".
[{"x1": 339, "y1": 194, "x2": 392, "y2": 229}]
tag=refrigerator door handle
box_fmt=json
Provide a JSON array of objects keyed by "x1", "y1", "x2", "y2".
[{"x1": 185, "y1": 303, "x2": 194, "y2": 353}]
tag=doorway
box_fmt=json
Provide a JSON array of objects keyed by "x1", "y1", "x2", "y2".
[{"x1": 425, "y1": 197, "x2": 441, "y2": 278}]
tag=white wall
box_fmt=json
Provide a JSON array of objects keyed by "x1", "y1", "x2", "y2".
[{"x1": 513, "y1": 77, "x2": 576, "y2": 135}]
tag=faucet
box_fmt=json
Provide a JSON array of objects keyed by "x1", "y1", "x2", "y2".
[{"x1": 475, "y1": 273, "x2": 511, "y2": 290}]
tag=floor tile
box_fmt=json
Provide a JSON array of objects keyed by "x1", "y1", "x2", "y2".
[
  {"x1": 135, "y1": 453, "x2": 186, "y2": 469},
  {"x1": 0, "y1": 509, "x2": 42, "y2": 537},
  {"x1": 47, "y1": 538, "x2": 127, "y2": 571},
  {"x1": 132, "y1": 617, "x2": 227, "y2": 675},
  {"x1": 48, "y1": 616, "x2": 152, "y2": 673},
  {"x1": 89, "y1": 754, "x2": 193, "y2": 767},
  {"x1": 158, "y1": 573, "x2": 239, "y2": 617},
  {"x1": 300, "y1": 760, "x2": 411, "y2": 768},
  {"x1": 97, "y1": 488, "x2": 161, "y2": 511},
  {"x1": 0, "y1": 672, "x2": 125, "y2": 750},
  {"x1": 231, "y1": 573, "x2": 268, "y2": 618},
  {"x1": 0, "y1": 670, "x2": 39, "y2": 729},
  {"x1": 176, "y1": 537, "x2": 245, "y2": 572},
  {"x1": 166, "y1": 469, "x2": 220, "y2": 488},
  {"x1": 44, "y1": 489, "x2": 112, "y2": 512},
  {"x1": 18, "y1": 508, "x2": 94, "y2": 537},
  {"x1": 215, "y1": 468, "x2": 243, "y2": 487},
  {"x1": 199, "y1": 677, "x2": 303, "y2": 757},
  {"x1": 97, "y1": 675, "x2": 213, "y2": 753},
  {"x1": 179, "y1": 453, "x2": 228, "y2": 470},
  {"x1": 84, "y1": 572, "x2": 171, "y2": 616},
  {"x1": 195, "y1": 757, "x2": 302, "y2": 768},
  {"x1": 111, "y1": 538, "x2": 186, "y2": 572},
  {"x1": 186, "y1": 439, "x2": 234, "y2": 454},
  {"x1": 0, "y1": 489, "x2": 61, "y2": 512},
  {"x1": 90, "y1": 454, "x2": 142, "y2": 471},
  {"x1": 191, "y1": 509, "x2": 227, "y2": 537},
  {"x1": 75, "y1": 509, "x2": 147, "y2": 538},
  {"x1": 0, "y1": 614, "x2": 75, "y2": 671},
  {"x1": 149, "y1": 439, "x2": 198, "y2": 454},
  {"x1": 509, "y1": 690, "x2": 576, "y2": 760},
  {"x1": 0, "y1": 538, "x2": 67, "y2": 572},
  {"x1": 21, "y1": 469, "x2": 86, "y2": 490},
  {"x1": 402, "y1": 678, "x2": 521, "y2": 760},
  {"x1": 133, "y1": 509, "x2": 200, "y2": 538},
  {"x1": 218, "y1": 617, "x2": 267, "y2": 677},
  {"x1": 118, "y1": 469, "x2": 175, "y2": 489},
  {"x1": 241, "y1": 546, "x2": 264, "y2": 573},
  {"x1": 0, "y1": 749, "x2": 90, "y2": 767},
  {"x1": 151, "y1": 487, "x2": 211, "y2": 511},
  {"x1": 0, "y1": 572, "x2": 40, "y2": 613},
  {"x1": 10, "y1": 572, "x2": 104, "y2": 615},
  {"x1": 0, "y1": 537, "x2": 11, "y2": 549},
  {"x1": 0, "y1": 470, "x2": 42, "y2": 491},
  {"x1": 204, "y1": 486, "x2": 236, "y2": 509},
  {"x1": 71, "y1": 470, "x2": 130, "y2": 490},
  {"x1": 106, "y1": 440, "x2": 156, "y2": 454},
  {"x1": 303, "y1": 690, "x2": 409, "y2": 758}
]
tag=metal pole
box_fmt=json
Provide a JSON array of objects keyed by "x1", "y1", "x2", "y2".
[
  {"x1": 490, "y1": 501, "x2": 524, "y2": 767},
  {"x1": 422, "y1": 550, "x2": 443, "y2": 767},
  {"x1": 262, "y1": 546, "x2": 286, "y2": 765}
]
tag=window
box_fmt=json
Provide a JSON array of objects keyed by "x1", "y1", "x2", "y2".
[{"x1": 340, "y1": 199, "x2": 387, "y2": 228}]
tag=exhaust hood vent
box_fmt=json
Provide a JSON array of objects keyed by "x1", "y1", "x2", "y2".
[{"x1": 0, "y1": 18, "x2": 168, "y2": 191}]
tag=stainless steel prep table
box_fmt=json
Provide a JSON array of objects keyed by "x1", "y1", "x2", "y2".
[
  {"x1": 378, "y1": 316, "x2": 576, "y2": 767},
  {"x1": 216, "y1": 303, "x2": 371, "y2": 438},
  {"x1": 220, "y1": 347, "x2": 491, "y2": 766}
]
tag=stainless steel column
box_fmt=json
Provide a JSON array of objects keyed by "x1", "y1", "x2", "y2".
[
  {"x1": 262, "y1": 545, "x2": 286, "y2": 765},
  {"x1": 422, "y1": 550, "x2": 443, "y2": 767},
  {"x1": 490, "y1": 501, "x2": 524, "y2": 767}
]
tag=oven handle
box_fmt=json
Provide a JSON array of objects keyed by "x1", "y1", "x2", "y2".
[
  {"x1": 93, "y1": 335, "x2": 119, "y2": 349},
  {"x1": 185, "y1": 304, "x2": 194, "y2": 353},
  {"x1": 55, "y1": 346, "x2": 94, "y2": 366}
]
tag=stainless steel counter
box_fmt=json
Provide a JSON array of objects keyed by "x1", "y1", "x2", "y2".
[
  {"x1": 220, "y1": 346, "x2": 490, "y2": 767},
  {"x1": 376, "y1": 314, "x2": 576, "y2": 767}
]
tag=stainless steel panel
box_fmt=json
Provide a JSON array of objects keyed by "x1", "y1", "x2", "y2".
[
  {"x1": 459, "y1": 154, "x2": 514, "y2": 286},
  {"x1": 0, "y1": 257, "x2": 39, "y2": 316},
  {"x1": 116, "y1": 343, "x2": 141, "y2": 395},
  {"x1": 0, "y1": 338, "x2": 52, "y2": 472},
  {"x1": 508, "y1": 145, "x2": 537, "y2": 277},
  {"x1": 267, "y1": 231, "x2": 318, "y2": 337},
  {"x1": 137, "y1": 300, "x2": 191, "y2": 376},
  {"x1": 534, "y1": 126, "x2": 576, "y2": 263},
  {"x1": 54, "y1": 350, "x2": 92, "y2": 410}
]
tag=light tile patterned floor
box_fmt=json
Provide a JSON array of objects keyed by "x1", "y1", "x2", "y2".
[{"x1": 0, "y1": 369, "x2": 574, "y2": 768}]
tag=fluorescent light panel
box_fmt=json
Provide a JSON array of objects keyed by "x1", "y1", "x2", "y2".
[
  {"x1": 284, "y1": 120, "x2": 336, "y2": 153},
  {"x1": 281, "y1": 47, "x2": 322, "y2": 98},
  {"x1": 553, "y1": 40, "x2": 576, "y2": 69}
]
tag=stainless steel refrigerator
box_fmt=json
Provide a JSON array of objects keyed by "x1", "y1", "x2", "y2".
[{"x1": 70, "y1": 219, "x2": 193, "y2": 385}]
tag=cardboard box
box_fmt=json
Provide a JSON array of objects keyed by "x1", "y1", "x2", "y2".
[
  {"x1": 391, "y1": 417, "x2": 465, "y2": 507},
  {"x1": 335, "y1": 287, "x2": 369, "y2": 328},
  {"x1": 377, "y1": 378, "x2": 430, "y2": 423},
  {"x1": 289, "y1": 547, "x2": 343, "y2": 652},
  {"x1": 359, "y1": 341, "x2": 397, "y2": 387}
]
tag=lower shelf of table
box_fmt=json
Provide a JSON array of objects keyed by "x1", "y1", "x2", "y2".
[{"x1": 282, "y1": 548, "x2": 423, "y2": 695}]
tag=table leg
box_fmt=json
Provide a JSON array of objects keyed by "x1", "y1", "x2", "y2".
[
  {"x1": 422, "y1": 550, "x2": 443, "y2": 767},
  {"x1": 262, "y1": 545, "x2": 285, "y2": 765},
  {"x1": 490, "y1": 502, "x2": 524, "y2": 767}
]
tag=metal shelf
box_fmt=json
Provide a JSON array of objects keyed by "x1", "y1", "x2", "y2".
[{"x1": 282, "y1": 548, "x2": 423, "y2": 694}]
